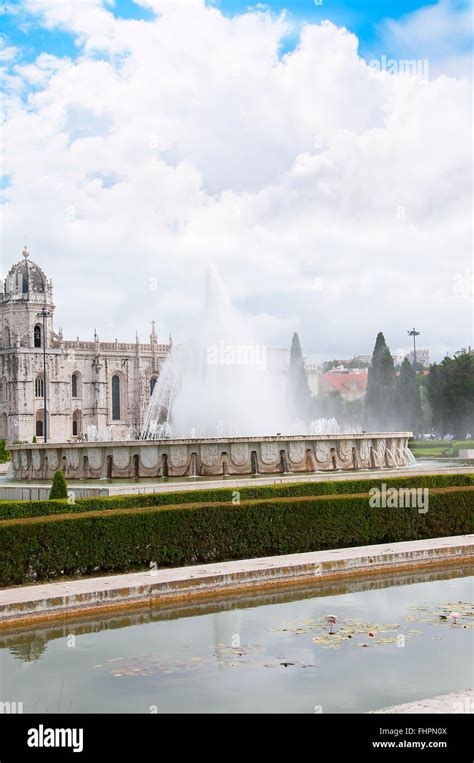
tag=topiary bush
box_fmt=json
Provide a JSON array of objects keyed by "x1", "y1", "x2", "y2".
[{"x1": 49, "y1": 469, "x2": 69, "y2": 500}]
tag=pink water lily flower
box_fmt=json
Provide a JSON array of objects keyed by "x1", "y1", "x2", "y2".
[{"x1": 325, "y1": 615, "x2": 337, "y2": 634}]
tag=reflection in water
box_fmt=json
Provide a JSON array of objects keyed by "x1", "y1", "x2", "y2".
[
  {"x1": 7, "y1": 638, "x2": 48, "y2": 663},
  {"x1": 1, "y1": 565, "x2": 470, "y2": 662}
]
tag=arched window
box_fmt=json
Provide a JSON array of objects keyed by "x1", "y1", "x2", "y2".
[
  {"x1": 112, "y1": 375, "x2": 121, "y2": 420},
  {"x1": 35, "y1": 377, "x2": 44, "y2": 398},
  {"x1": 150, "y1": 377, "x2": 158, "y2": 396},
  {"x1": 0, "y1": 413, "x2": 7, "y2": 439},
  {"x1": 36, "y1": 419, "x2": 43, "y2": 437},
  {"x1": 34, "y1": 324, "x2": 42, "y2": 348},
  {"x1": 72, "y1": 410, "x2": 81, "y2": 437},
  {"x1": 72, "y1": 372, "x2": 81, "y2": 398}
]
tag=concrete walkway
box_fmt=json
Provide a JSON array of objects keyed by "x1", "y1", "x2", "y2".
[
  {"x1": 1, "y1": 462, "x2": 472, "y2": 500},
  {"x1": 372, "y1": 690, "x2": 473, "y2": 713},
  {"x1": 0, "y1": 535, "x2": 472, "y2": 629}
]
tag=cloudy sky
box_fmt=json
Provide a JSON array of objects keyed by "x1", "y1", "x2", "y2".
[{"x1": 1, "y1": 0, "x2": 472, "y2": 362}]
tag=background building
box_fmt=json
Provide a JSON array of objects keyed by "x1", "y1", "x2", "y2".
[
  {"x1": 392, "y1": 348, "x2": 430, "y2": 368},
  {"x1": 318, "y1": 367, "x2": 368, "y2": 401},
  {"x1": 303, "y1": 362, "x2": 320, "y2": 396},
  {"x1": 0, "y1": 248, "x2": 169, "y2": 443}
]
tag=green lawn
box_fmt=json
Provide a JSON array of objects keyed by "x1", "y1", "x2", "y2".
[{"x1": 409, "y1": 440, "x2": 474, "y2": 458}]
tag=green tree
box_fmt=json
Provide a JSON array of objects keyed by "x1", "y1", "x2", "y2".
[
  {"x1": 419, "y1": 379, "x2": 433, "y2": 434},
  {"x1": 348, "y1": 358, "x2": 369, "y2": 369},
  {"x1": 287, "y1": 332, "x2": 313, "y2": 420},
  {"x1": 364, "y1": 332, "x2": 396, "y2": 430},
  {"x1": 49, "y1": 468, "x2": 68, "y2": 500},
  {"x1": 396, "y1": 358, "x2": 422, "y2": 434},
  {"x1": 322, "y1": 358, "x2": 368, "y2": 373},
  {"x1": 427, "y1": 350, "x2": 474, "y2": 437},
  {"x1": 426, "y1": 362, "x2": 446, "y2": 433},
  {"x1": 342, "y1": 397, "x2": 364, "y2": 428},
  {"x1": 319, "y1": 390, "x2": 343, "y2": 420},
  {"x1": 0, "y1": 439, "x2": 10, "y2": 464}
]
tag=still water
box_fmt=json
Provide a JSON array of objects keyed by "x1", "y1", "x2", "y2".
[{"x1": 1, "y1": 569, "x2": 472, "y2": 713}]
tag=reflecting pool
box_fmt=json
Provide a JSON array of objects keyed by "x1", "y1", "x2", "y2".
[{"x1": 0, "y1": 567, "x2": 472, "y2": 713}]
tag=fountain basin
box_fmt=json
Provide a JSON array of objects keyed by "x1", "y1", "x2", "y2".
[{"x1": 8, "y1": 433, "x2": 412, "y2": 480}]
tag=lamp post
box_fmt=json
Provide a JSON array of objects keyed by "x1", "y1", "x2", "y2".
[
  {"x1": 407, "y1": 328, "x2": 420, "y2": 368},
  {"x1": 36, "y1": 308, "x2": 51, "y2": 443}
]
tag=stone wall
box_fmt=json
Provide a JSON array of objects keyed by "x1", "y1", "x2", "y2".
[{"x1": 9, "y1": 433, "x2": 412, "y2": 480}]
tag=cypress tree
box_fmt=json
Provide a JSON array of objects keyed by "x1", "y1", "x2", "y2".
[
  {"x1": 49, "y1": 468, "x2": 68, "y2": 500},
  {"x1": 397, "y1": 357, "x2": 422, "y2": 434},
  {"x1": 364, "y1": 332, "x2": 396, "y2": 430},
  {"x1": 287, "y1": 332, "x2": 313, "y2": 420}
]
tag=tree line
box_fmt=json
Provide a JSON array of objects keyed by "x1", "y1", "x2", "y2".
[{"x1": 287, "y1": 331, "x2": 473, "y2": 437}]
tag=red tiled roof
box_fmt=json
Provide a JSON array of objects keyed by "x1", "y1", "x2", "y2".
[
  {"x1": 319, "y1": 371, "x2": 368, "y2": 394},
  {"x1": 395, "y1": 369, "x2": 430, "y2": 377}
]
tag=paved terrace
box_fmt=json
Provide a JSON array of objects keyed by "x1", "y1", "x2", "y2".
[
  {"x1": 372, "y1": 690, "x2": 473, "y2": 714},
  {"x1": 1, "y1": 462, "x2": 472, "y2": 500}
]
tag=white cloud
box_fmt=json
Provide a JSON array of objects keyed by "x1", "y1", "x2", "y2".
[
  {"x1": 1, "y1": 0, "x2": 472, "y2": 361},
  {"x1": 375, "y1": 0, "x2": 472, "y2": 80}
]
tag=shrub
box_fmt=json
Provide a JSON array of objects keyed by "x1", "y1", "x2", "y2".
[
  {"x1": 49, "y1": 469, "x2": 68, "y2": 500},
  {"x1": 0, "y1": 472, "x2": 472, "y2": 520},
  {"x1": 0, "y1": 488, "x2": 472, "y2": 586},
  {"x1": 0, "y1": 440, "x2": 10, "y2": 464}
]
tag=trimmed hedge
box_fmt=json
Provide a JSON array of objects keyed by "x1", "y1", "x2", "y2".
[
  {"x1": 0, "y1": 473, "x2": 473, "y2": 520},
  {"x1": 0, "y1": 489, "x2": 472, "y2": 586}
]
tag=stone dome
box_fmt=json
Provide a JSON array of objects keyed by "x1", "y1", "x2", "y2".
[{"x1": 5, "y1": 247, "x2": 48, "y2": 297}]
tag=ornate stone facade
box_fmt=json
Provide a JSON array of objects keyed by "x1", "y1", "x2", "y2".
[
  {"x1": 0, "y1": 248, "x2": 170, "y2": 443},
  {"x1": 9, "y1": 433, "x2": 413, "y2": 480}
]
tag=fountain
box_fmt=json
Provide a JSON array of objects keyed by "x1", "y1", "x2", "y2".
[
  {"x1": 8, "y1": 269, "x2": 412, "y2": 480},
  {"x1": 85, "y1": 425, "x2": 112, "y2": 442},
  {"x1": 141, "y1": 269, "x2": 287, "y2": 439},
  {"x1": 140, "y1": 270, "x2": 356, "y2": 440}
]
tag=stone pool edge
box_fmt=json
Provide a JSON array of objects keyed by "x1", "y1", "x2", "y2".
[
  {"x1": 370, "y1": 690, "x2": 474, "y2": 714},
  {"x1": 0, "y1": 535, "x2": 472, "y2": 631}
]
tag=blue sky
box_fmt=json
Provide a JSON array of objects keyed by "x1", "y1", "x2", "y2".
[
  {"x1": 2, "y1": 0, "x2": 452, "y2": 64},
  {"x1": 216, "y1": 0, "x2": 432, "y2": 51}
]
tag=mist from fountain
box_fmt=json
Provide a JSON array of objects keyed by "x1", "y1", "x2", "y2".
[
  {"x1": 86, "y1": 424, "x2": 112, "y2": 442},
  {"x1": 403, "y1": 446, "x2": 417, "y2": 466},
  {"x1": 140, "y1": 269, "x2": 353, "y2": 440}
]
